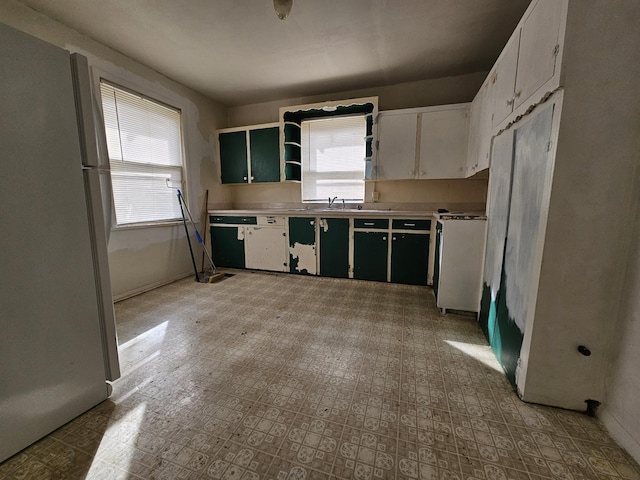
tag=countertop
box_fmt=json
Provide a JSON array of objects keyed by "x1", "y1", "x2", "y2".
[{"x1": 208, "y1": 208, "x2": 438, "y2": 219}]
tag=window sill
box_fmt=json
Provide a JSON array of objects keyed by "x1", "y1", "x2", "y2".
[{"x1": 111, "y1": 220, "x2": 184, "y2": 232}]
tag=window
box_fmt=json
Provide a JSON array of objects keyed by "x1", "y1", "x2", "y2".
[
  {"x1": 100, "y1": 82, "x2": 184, "y2": 226},
  {"x1": 301, "y1": 115, "x2": 366, "y2": 203}
]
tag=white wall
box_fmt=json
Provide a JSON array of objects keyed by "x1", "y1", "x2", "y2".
[
  {"x1": 227, "y1": 72, "x2": 487, "y2": 127},
  {"x1": 0, "y1": 1, "x2": 231, "y2": 299},
  {"x1": 601, "y1": 187, "x2": 640, "y2": 461}
]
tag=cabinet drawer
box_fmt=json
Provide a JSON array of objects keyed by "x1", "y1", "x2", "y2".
[
  {"x1": 209, "y1": 215, "x2": 257, "y2": 225},
  {"x1": 353, "y1": 218, "x2": 389, "y2": 229},
  {"x1": 392, "y1": 219, "x2": 431, "y2": 231},
  {"x1": 257, "y1": 215, "x2": 285, "y2": 226}
]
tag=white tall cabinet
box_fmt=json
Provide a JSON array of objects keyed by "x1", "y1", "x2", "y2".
[{"x1": 474, "y1": 0, "x2": 640, "y2": 417}]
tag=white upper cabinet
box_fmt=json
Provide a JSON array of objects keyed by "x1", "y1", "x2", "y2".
[
  {"x1": 491, "y1": 0, "x2": 567, "y2": 131},
  {"x1": 418, "y1": 105, "x2": 469, "y2": 179},
  {"x1": 515, "y1": 0, "x2": 565, "y2": 110},
  {"x1": 466, "y1": 77, "x2": 493, "y2": 176},
  {"x1": 376, "y1": 104, "x2": 470, "y2": 181},
  {"x1": 491, "y1": 29, "x2": 521, "y2": 129},
  {"x1": 465, "y1": 0, "x2": 567, "y2": 177},
  {"x1": 375, "y1": 111, "x2": 419, "y2": 180}
]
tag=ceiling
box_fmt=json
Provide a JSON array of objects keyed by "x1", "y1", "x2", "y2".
[{"x1": 18, "y1": 0, "x2": 531, "y2": 107}]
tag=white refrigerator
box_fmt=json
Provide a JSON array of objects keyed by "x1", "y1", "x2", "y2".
[{"x1": 0, "y1": 23, "x2": 120, "y2": 462}]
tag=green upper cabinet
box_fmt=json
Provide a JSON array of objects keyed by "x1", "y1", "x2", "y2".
[
  {"x1": 219, "y1": 131, "x2": 248, "y2": 184},
  {"x1": 217, "y1": 123, "x2": 281, "y2": 184},
  {"x1": 249, "y1": 127, "x2": 280, "y2": 182}
]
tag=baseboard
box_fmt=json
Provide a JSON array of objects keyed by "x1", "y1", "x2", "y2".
[
  {"x1": 113, "y1": 271, "x2": 193, "y2": 302},
  {"x1": 599, "y1": 407, "x2": 640, "y2": 464}
]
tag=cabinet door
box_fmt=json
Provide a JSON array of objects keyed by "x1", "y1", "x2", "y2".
[
  {"x1": 433, "y1": 222, "x2": 443, "y2": 298},
  {"x1": 289, "y1": 217, "x2": 316, "y2": 275},
  {"x1": 491, "y1": 29, "x2": 521, "y2": 129},
  {"x1": 319, "y1": 218, "x2": 349, "y2": 278},
  {"x1": 210, "y1": 226, "x2": 245, "y2": 268},
  {"x1": 466, "y1": 80, "x2": 493, "y2": 176},
  {"x1": 376, "y1": 112, "x2": 418, "y2": 180},
  {"x1": 353, "y1": 231, "x2": 388, "y2": 282},
  {"x1": 245, "y1": 226, "x2": 287, "y2": 271},
  {"x1": 249, "y1": 127, "x2": 280, "y2": 183},
  {"x1": 419, "y1": 107, "x2": 469, "y2": 179},
  {"x1": 219, "y1": 131, "x2": 248, "y2": 184},
  {"x1": 391, "y1": 233, "x2": 429, "y2": 285},
  {"x1": 514, "y1": 0, "x2": 564, "y2": 110}
]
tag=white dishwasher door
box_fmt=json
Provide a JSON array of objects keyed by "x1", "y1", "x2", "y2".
[{"x1": 245, "y1": 216, "x2": 288, "y2": 272}]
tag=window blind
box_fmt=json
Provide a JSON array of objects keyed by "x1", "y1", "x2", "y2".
[
  {"x1": 301, "y1": 116, "x2": 366, "y2": 202},
  {"x1": 100, "y1": 82, "x2": 184, "y2": 225}
]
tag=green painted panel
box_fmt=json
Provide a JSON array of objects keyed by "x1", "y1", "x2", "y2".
[
  {"x1": 283, "y1": 102, "x2": 374, "y2": 123},
  {"x1": 319, "y1": 218, "x2": 349, "y2": 278},
  {"x1": 479, "y1": 282, "x2": 492, "y2": 340},
  {"x1": 353, "y1": 218, "x2": 388, "y2": 229},
  {"x1": 249, "y1": 127, "x2": 280, "y2": 183},
  {"x1": 495, "y1": 269, "x2": 524, "y2": 388},
  {"x1": 432, "y1": 222, "x2": 442, "y2": 298},
  {"x1": 354, "y1": 231, "x2": 388, "y2": 282},
  {"x1": 289, "y1": 217, "x2": 316, "y2": 274},
  {"x1": 391, "y1": 233, "x2": 429, "y2": 285},
  {"x1": 392, "y1": 219, "x2": 431, "y2": 230},
  {"x1": 209, "y1": 216, "x2": 257, "y2": 225},
  {"x1": 210, "y1": 226, "x2": 245, "y2": 269},
  {"x1": 219, "y1": 131, "x2": 248, "y2": 184}
]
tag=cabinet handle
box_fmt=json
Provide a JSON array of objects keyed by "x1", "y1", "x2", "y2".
[
  {"x1": 404, "y1": 223, "x2": 415, "y2": 227},
  {"x1": 419, "y1": 171, "x2": 425, "y2": 176},
  {"x1": 506, "y1": 98, "x2": 514, "y2": 106},
  {"x1": 243, "y1": 176, "x2": 248, "y2": 181},
  {"x1": 392, "y1": 236, "x2": 397, "y2": 241},
  {"x1": 364, "y1": 222, "x2": 375, "y2": 226},
  {"x1": 514, "y1": 90, "x2": 521, "y2": 98},
  {"x1": 383, "y1": 236, "x2": 387, "y2": 240},
  {"x1": 250, "y1": 176, "x2": 254, "y2": 180},
  {"x1": 310, "y1": 221, "x2": 315, "y2": 226}
]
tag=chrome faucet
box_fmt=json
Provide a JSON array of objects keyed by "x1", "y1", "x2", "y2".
[{"x1": 328, "y1": 196, "x2": 338, "y2": 208}]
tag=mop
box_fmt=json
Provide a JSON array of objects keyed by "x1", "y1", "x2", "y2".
[{"x1": 174, "y1": 185, "x2": 226, "y2": 283}]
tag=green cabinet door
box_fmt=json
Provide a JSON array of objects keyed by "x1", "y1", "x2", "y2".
[
  {"x1": 289, "y1": 217, "x2": 316, "y2": 275},
  {"x1": 219, "y1": 131, "x2": 248, "y2": 184},
  {"x1": 210, "y1": 226, "x2": 245, "y2": 268},
  {"x1": 432, "y1": 222, "x2": 443, "y2": 298},
  {"x1": 354, "y1": 231, "x2": 388, "y2": 282},
  {"x1": 319, "y1": 218, "x2": 349, "y2": 278},
  {"x1": 391, "y1": 233, "x2": 429, "y2": 285},
  {"x1": 250, "y1": 127, "x2": 280, "y2": 183}
]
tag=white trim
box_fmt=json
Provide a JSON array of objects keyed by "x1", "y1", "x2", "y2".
[
  {"x1": 90, "y1": 65, "x2": 193, "y2": 225},
  {"x1": 599, "y1": 407, "x2": 640, "y2": 464},
  {"x1": 113, "y1": 271, "x2": 193, "y2": 302}
]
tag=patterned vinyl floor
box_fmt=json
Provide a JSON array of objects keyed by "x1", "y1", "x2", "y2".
[{"x1": 1, "y1": 270, "x2": 639, "y2": 479}]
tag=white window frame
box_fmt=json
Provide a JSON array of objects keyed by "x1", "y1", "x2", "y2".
[
  {"x1": 91, "y1": 67, "x2": 191, "y2": 230},
  {"x1": 301, "y1": 114, "x2": 367, "y2": 203}
]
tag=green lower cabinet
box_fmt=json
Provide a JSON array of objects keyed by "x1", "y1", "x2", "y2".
[
  {"x1": 319, "y1": 218, "x2": 349, "y2": 278},
  {"x1": 391, "y1": 233, "x2": 429, "y2": 285},
  {"x1": 289, "y1": 217, "x2": 316, "y2": 275},
  {"x1": 249, "y1": 127, "x2": 280, "y2": 182},
  {"x1": 210, "y1": 226, "x2": 245, "y2": 269},
  {"x1": 353, "y1": 231, "x2": 388, "y2": 282}
]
